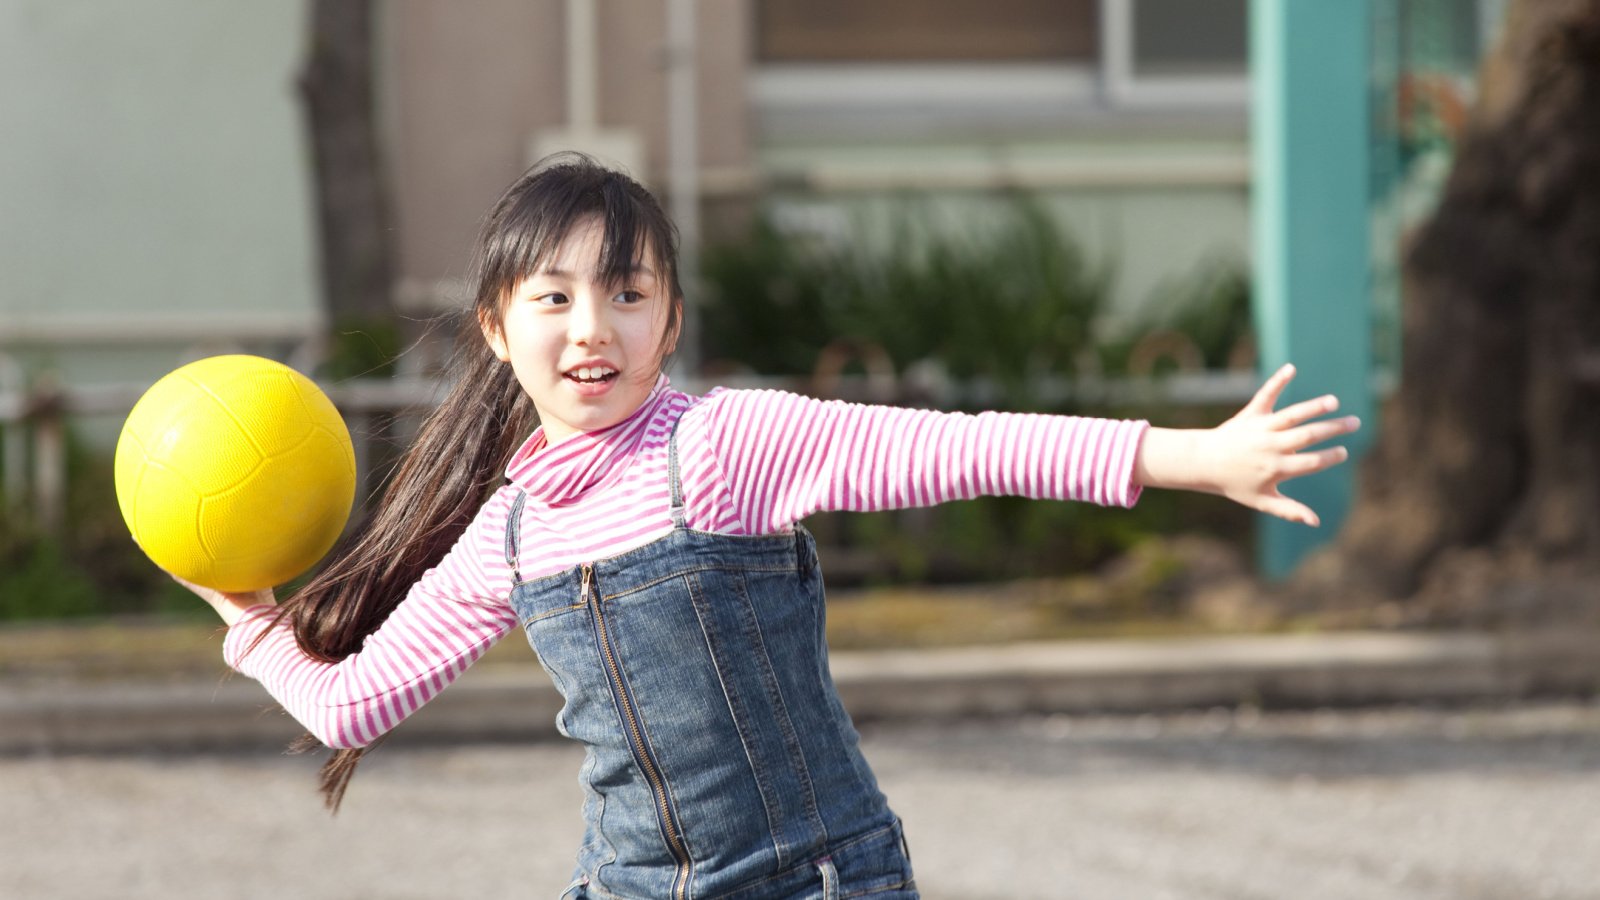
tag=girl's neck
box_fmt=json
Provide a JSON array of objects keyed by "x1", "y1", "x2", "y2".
[{"x1": 533, "y1": 373, "x2": 670, "y2": 452}]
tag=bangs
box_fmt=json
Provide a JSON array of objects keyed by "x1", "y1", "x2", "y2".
[{"x1": 473, "y1": 162, "x2": 675, "y2": 311}]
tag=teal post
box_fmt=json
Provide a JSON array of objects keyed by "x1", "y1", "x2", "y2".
[{"x1": 1250, "y1": 0, "x2": 1378, "y2": 579}]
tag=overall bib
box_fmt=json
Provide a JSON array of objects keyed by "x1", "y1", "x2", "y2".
[{"x1": 504, "y1": 430, "x2": 918, "y2": 900}]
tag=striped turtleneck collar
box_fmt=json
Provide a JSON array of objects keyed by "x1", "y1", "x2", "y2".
[{"x1": 504, "y1": 375, "x2": 675, "y2": 506}]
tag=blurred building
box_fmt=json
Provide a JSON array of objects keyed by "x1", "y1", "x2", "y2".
[
  {"x1": 1, "y1": 0, "x2": 1500, "y2": 389},
  {"x1": 387, "y1": 0, "x2": 1254, "y2": 333},
  {"x1": 0, "y1": 0, "x2": 1503, "y2": 537}
]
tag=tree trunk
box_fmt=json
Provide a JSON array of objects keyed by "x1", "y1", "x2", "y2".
[
  {"x1": 1289, "y1": 0, "x2": 1600, "y2": 627},
  {"x1": 300, "y1": 0, "x2": 397, "y2": 362}
]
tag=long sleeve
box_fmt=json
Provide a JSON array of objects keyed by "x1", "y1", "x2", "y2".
[
  {"x1": 694, "y1": 390, "x2": 1148, "y2": 533},
  {"x1": 215, "y1": 388, "x2": 1150, "y2": 749},
  {"x1": 220, "y1": 499, "x2": 520, "y2": 749}
]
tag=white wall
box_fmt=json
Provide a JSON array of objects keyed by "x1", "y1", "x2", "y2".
[{"x1": 0, "y1": 0, "x2": 318, "y2": 380}]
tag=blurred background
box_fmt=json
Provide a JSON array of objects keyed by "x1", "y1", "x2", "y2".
[
  {"x1": 0, "y1": 0, "x2": 1511, "y2": 632},
  {"x1": 8, "y1": 2, "x2": 1600, "y2": 898}
]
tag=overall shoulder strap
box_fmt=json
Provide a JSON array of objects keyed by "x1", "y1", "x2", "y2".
[
  {"x1": 667, "y1": 415, "x2": 687, "y2": 529},
  {"x1": 503, "y1": 489, "x2": 528, "y2": 583}
]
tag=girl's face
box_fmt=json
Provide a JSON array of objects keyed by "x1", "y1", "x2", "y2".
[{"x1": 483, "y1": 217, "x2": 678, "y2": 446}]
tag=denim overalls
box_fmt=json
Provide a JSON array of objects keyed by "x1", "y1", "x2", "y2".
[{"x1": 504, "y1": 428, "x2": 918, "y2": 900}]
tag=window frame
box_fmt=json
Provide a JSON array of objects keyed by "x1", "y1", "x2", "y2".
[
  {"x1": 750, "y1": 0, "x2": 1250, "y2": 140},
  {"x1": 1098, "y1": 0, "x2": 1250, "y2": 108}
]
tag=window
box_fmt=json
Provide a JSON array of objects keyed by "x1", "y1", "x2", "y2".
[
  {"x1": 753, "y1": 0, "x2": 1101, "y2": 138},
  {"x1": 751, "y1": 0, "x2": 1248, "y2": 140},
  {"x1": 1130, "y1": 0, "x2": 1247, "y2": 77},
  {"x1": 1101, "y1": 0, "x2": 1249, "y2": 105},
  {"x1": 756, "y1": 0, "x2": 1098, "y2": 63}
]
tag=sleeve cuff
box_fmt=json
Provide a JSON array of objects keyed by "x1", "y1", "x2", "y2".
[
  {"x1": 221, "y1": 604, "x2": 280, "y2": 669},
  {"x1": 1114, "y1": 420, "x2": 1151, "y2": 508}
]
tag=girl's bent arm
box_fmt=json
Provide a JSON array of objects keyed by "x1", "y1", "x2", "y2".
[{"x1": 209, "y1": 512, "x2": 520, "y2": 750}]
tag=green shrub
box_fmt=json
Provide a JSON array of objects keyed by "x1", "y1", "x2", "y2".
[
  {"x1": 701, "y1": 198, "x2": 1108, "y2": 409},
  {"x1": 0, "y1": 425, "x2": 201, "y2": 622},
  {"x1": 700, "y1": 200, "x2": 1256, "y2": 586},
  {"x1": 0, "y1": 524, "x2": 100, "y2": 619}
]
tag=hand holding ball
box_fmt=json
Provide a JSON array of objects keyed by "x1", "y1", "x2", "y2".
[{"x1": 114, "y1": 355, "x2": 356, "y2": 593}]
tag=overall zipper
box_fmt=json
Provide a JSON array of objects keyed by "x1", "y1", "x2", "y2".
[{"x1": 583, "y1": 563, "x2": 692, "y2": 899}]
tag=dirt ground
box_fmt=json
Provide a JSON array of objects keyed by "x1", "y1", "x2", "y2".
[{"x1": 6, "y1": 702, "x2": 1599, "y2": 899}]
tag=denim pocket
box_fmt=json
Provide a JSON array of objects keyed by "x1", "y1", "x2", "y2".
[{"x1": 830, "y1": 822, "x2": 918, "y2": 898}]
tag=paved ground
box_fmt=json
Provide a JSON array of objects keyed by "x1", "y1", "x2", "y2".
[{"x1": 6, "y1": 702, "x2": 1599, "y2": 899}]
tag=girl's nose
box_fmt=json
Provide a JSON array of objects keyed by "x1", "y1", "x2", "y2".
[{"x1": 567, "y1": 293, "x2": 613, "y2": 345}]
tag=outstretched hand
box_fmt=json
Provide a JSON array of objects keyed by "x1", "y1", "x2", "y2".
[{"x1": 1133, "y1": 363, "x2": 1362, "y2": 526}]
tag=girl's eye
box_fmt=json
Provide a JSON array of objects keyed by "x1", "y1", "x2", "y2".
[
  {"x1": 536, "y1": 292, "x2": 569, "y2": 307},
  {"x1": 613, "y1": 290, "x2": 644, "y2": 305}
]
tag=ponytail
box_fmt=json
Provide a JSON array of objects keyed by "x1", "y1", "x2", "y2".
[
  {"x1": 253, "y1": 328, "x2": 535, "y2": 811},
  {"x1": 245, "y1": 153, "x2": 679, "y2": 811}
]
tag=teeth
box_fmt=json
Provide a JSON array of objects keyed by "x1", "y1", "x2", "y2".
[{"x1": 569, "y1": 366, "x2": 616, "y2": 382}]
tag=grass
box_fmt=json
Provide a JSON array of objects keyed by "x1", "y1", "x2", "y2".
[
  {"x1": 823, "y1": 580, "x2": 1265, "y2": 651},
  {"x1": 0, "y1": 572, "x2": 1282, "y2": 686},
  {"x1": 0, "y1": 614, "x2": 546, "y2": 684},
  {"x1": 0, "y1": 617, "x2": 233, "y2": 683}
]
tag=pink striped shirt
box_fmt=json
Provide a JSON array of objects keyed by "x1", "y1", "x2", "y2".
[{"x1": 224, "y1": 379, "x2": 1149, "y2": 748}]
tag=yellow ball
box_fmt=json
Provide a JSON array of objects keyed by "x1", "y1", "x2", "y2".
[{"x1": 114, "y1": 355, "x2": 356, "y2": 593}]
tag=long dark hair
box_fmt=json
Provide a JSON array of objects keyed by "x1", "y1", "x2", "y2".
[{"x1": 253, "y1": 154, "x2": 682, "y2": 810}]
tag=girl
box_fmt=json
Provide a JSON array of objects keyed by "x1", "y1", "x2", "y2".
[{"x1": 182, "y1": 155, "x2": 1359, "y2": 900}]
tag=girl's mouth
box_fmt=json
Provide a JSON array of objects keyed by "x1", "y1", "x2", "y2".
[{"x1": 565, "y1": 366, "x2": 619, "y2": 385}]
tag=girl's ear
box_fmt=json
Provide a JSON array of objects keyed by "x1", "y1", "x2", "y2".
[
  {"x1": 664, "y1": 297, "x2": 684, "y2": 357},
  {"x1": 478, "y1": 308, "x2": 511, "y2": 362}
]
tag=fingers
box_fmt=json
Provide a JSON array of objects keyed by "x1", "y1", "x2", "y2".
[
  {"x1": 1271, "y1": 393, "x2": 1342, "y2": 430},
  {"x1": 1258, "y1": 492, "x2": 1320, "y2": 527},
  {"x1": 168, "y1": 572, "x2": 213, "y2": 599},
  {"x1": 1248, "y1": 432, "x2": 1354, "y2": 527},
  {"x1": 168, "y1": 572, "x2": 272, "y2": 607},
  {"x1": 1284, "y1": 446, "x2": 1351, "y2": 478},
  {"x1": 1276, "y1": 415, "x2": 1361, "y2": 452},
  {"x1": 1246, "y1": 363, "x2": 1297, "y2": 415}
]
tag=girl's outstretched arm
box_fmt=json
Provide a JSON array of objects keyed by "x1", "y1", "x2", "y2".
[
  {"x1": 697, "y1": 389, "x2": 1148, "y2": 530},
  {"x1": 1132, "y1": 363, "x2": 1362, "y2": 526}
]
